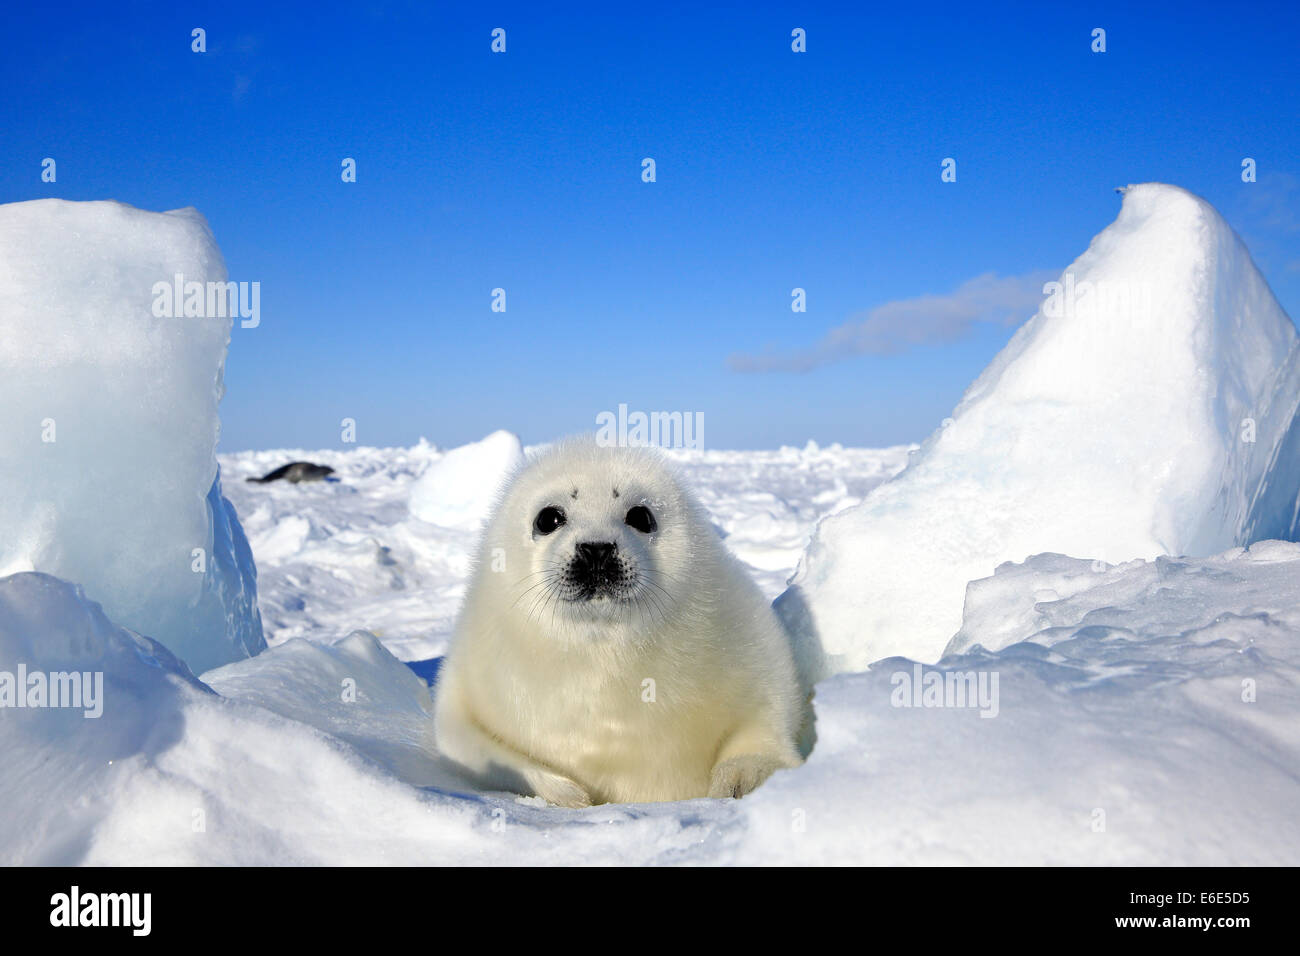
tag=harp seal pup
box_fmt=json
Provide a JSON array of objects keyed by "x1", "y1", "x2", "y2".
[{"x1": 432, "y1": 436, "x2": 806, "y2": 807}]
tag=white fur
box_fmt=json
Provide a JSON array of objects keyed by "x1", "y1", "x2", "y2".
[{"x1": 432, "y1": 437, "x2": 806, "y2": 806}]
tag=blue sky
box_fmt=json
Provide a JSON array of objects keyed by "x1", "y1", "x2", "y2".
[{"x1": 5, "y1": 0, "x2": 1299, "y2": 450}]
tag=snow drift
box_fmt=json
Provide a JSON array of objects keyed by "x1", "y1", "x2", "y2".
[
  {"x1": 0, "y1": 572, "x2": 210, "y2": 862},
  {"x1": 408, "y1": 429, "x2": 523, "y2": 528},
  {"x1": 778, "y1": 183, "x2": 1300, "y2": 675},
  {"x1": 5, "y1": 535, "x2": 1300, "y2": 864},
  {"x1": 202, "y1": 629, "x2": 453, "y2": 788},
  {"x1": 0, "y1": 199, "x2": 263, "y2": 674}
]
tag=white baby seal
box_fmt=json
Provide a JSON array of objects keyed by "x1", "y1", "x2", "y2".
[{"x1": 433, "y1": 436, "x2": 806, "y2": 807}]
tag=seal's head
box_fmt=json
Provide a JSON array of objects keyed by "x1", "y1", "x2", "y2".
[{"x1": 479, "y1": 437, "x2": 707, "y2": 643}]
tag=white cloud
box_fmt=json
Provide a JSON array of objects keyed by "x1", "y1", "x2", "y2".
[{"x1": 729, "y1": 270, "x2": 1058, "y2": 373}]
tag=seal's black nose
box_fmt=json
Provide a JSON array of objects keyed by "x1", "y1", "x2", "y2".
[
  {"x1": 576, "y1": 541, "x2": 617, "y2": 570},
  {"x1": 570, "y1": 542, "x2": 622, "y2": 597}
]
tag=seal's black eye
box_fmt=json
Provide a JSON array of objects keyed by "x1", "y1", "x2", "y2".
[
  {"x1": 533, "y1": 506, "x2": 566, "y2": 535},
  {"x1": 624, "y1": 505, "x2": 657, "y2": 534}
]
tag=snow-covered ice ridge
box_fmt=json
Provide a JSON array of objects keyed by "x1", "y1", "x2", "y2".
[
  {"x1": 0, "y1": 200, "x2": 263, "y2": 675},
  {"x1": 780, "y1": 183, "x2": 1300, "y2": 677}
]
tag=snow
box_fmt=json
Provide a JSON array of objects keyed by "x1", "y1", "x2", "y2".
[
  {"x1": 0, "y1": 572, "x2": 208, "y2": 864},
  {"x1": 221, "y1": 439, "x2": 913, "y2": 660},
  {"x1": 778, "y1": 183, "x2": 1300, "y2": 676},
  {"x1": 4, "y1": 532, "x2": 1300, "y2": 864},
  {"x1": 407, "y1": 429, "x2": 524, "y2": 529},
  {"x1": 202, "y1": 630, "x2": 456, "y2": 789},
  {"x1": 947, "y1": 539, "x2": 1300, "y2": 657},
  {"x1": 0, "y1": 199, "x2": 263, "y2": 675}
]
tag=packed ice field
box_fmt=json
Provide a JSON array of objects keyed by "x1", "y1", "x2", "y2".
[
  {"x1": 222, "y1": 438, "x2": 913, "y2": 663},
  {"x1": 2, "y1": 183, "x2": 1300, "y2": 864}
]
